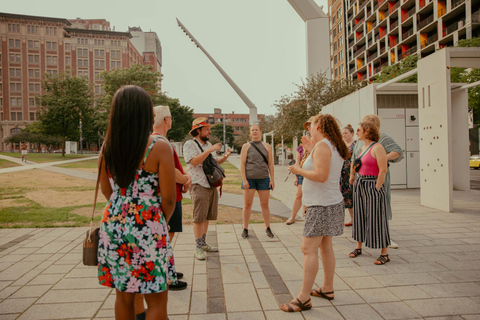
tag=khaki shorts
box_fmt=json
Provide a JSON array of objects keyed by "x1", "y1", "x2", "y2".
[{"x1": 190, "y1": 184, "x2": 218, "y2": 223}]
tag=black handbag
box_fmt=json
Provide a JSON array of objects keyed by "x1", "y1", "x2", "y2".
[
  {"x1": 353, "y1": 142, "x2": 376, "y2": 173},
  {"x1": 82, "y1": 154, "x2": 102, "y2": 266}
]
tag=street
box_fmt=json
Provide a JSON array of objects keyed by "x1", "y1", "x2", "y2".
[{"x1": 471, "y1": 167, "x2": 480, "y2": 191}]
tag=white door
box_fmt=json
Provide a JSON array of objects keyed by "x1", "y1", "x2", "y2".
[{"x1": 378, "y1": 109, "x2": 407, "y2": 187}]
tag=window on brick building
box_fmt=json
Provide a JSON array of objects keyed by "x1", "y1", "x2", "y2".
[
  {"x1": 28, "y1": 55, "x2": 40, "y2": 63},
  {"x1": 10, "y1": 68, "x2": 21, "y2": 77},
  {"x1": 46, "y1": 56, "x2": 58, "y2": 65},
  {"x1": 28, "y1": 40, "x2": 40, "y2": 49},
  {"x1": 9, "y1": 39, "x2": 21, "y2": 48},
  {"x1": 27, "y1": 25, "x2": 40, "y2": 34},
  {"x1": 10, "y1": 83, "x2": 22, "y2": 92},
  {"x1": 29, "y1": 98, "x2": 35, "y2": 106},
  {"x1": 30, "y1": 112, "x2": 35, "y2": 121},
  {"x1": 8, "y1": 24, "x2": 20, "y2": 32},
  {"x1": 65, "y1": 43, "x2": 70, "y2": 51}
]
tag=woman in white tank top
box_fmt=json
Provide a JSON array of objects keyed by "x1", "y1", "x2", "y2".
[{"x1": 280, "y1": 114, "x2": 349, "y2": 313}]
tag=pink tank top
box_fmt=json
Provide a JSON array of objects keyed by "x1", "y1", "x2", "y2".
[{"x1": 358, "y1": 145, "x2": 379, "y2": 176}]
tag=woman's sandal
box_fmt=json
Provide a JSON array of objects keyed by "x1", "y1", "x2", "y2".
[
  {"x1": 311, "y1": 288, "x2": 334, "y2": 300},
  {"x1": 374, "y1": 254, "x2": 390, "y2": 265},
  {"x1": 285, "y1": 218, "x2": 295, "y2": 225},
  {"x1": 280, "y1": 297, "x2": 312, "y2": 312},
  {"x1": 349, "y1": 248, "x2": 362, "y2": 258}
]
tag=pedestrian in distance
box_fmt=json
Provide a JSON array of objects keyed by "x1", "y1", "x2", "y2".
[
  {"x1": 240, "y1": 123, "x2": 275, "y2": 239},
  {"x1": 340, "y1": 124, "x2": 357, "y2": 226},
  {"x1": 97, "y1": 85, "x2": 176, "y2": 320},
  {"x1": 285, "y1": 117, "x2": 314, "y2": 225},
  {"x1": 20, "y1": 141, "x2": 28, "y2": 162},
  {"x1": 183, "y1": 117, "x2": 231, "y2": 260},
  {"x1": 282, "y1": 114, "x2": 349, "y2": 312},
  {"x1": 349, "y1": 121, "x2": 391, "y2": 265},
  {"x1": 134, "y1": 105, "x2": 192, "y2": 320}
]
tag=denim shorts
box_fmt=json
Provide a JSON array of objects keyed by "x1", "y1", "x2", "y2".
[
  {"x1": 296, "y1": 174, "x2": 304, "y2": 185},
  {"x1": 241, "y1": 177, "x2": 271, "y2": 190}
]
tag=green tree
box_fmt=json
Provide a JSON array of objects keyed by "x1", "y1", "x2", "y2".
[
  {"x1": 211, "y1": 124, "x2": 235, "y2": 147},
  {"x1": 98, "y1": 64, "x2": 193, "y2": 140},
  {"x1": 36, "y1": 72, "x2": 92, "y2": 156},
  {"x1": 374, "y1": 54, "x2": 418, "y2": 83}
]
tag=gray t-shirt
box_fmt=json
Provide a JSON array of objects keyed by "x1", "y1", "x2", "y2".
[{"x1": 245, "y1": 141, "x2": 269, "y2": 180}]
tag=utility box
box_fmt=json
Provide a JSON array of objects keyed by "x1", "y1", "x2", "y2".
[{"x1": 65, "y1": 141, "x2": 78, "y2": 155}]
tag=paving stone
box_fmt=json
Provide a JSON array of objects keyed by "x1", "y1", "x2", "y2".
[
  {"x1": 264, "y1": 310, "x2": 305, "y2": 320},
  {"x1": 0, "y1": 261, "x2": 40, "y2": 281},
  {"x1": 17, "y1": 302, "x2": 102, "y2": 319},
  {"x1": 37, "y1": 288, "x2": 110, "y2": 303},
  {"x1": 251, "y1": 272, "x2": 269, "y2": 289},
  {"x1": 221, "y1": 263, "x2": 251, "y2": 284},
  {"x1": 219, "y1": 255, "x2": 244, "y2": 264},
  {"x1": 405, "y1": 297, "x2": 480, "y2": 317},
  {"x1": 189, "y1": 314, "x2": 225, "y2": 320},
  {"x1": 246, "y1": 261, "x2": 262, "y2": 272},
  {"x1": 303, "y1": 306, "x2": 345, "y2": 320},
  {"x1": 256, "y1": 288, "x2": 279, "y2": 310},
  {"x1": 343, "y1": 276, "x2": 384, "y2": 289},
  {"x1": 208, "y1": 278, "x2": 224, "y2": 298},
  {"x1": 387, "y1": 286, "x2": 432, "y2": 300},
  {"x1": 266, "y1": 275, "x2": 289, "y2": 295},
  {"x1": 208, "y1": 297, "x2": 225, "y2": 313},
  {"x1": 336, "y1": 304, "x2": 384, "y2": 320},
  {"x1": 417, "y1": 283, "x2": 480, "y2": 298},
  {"x1": 11, "y1": 269, "x2": 42, "y2": 287},
  {"x1": 0, "y1": 297, "x2": 36, "y2": 314},
  {"x1": 11, "y1": 285, "x2": 52, "y2": 298},
  {"x1": 437, "y1": 260, "x2": 480, "y2": 271},
  {"x1": 373, "y1": 273, "x2": 441, "y2": 286},
  {"x1": 0, "y1": 314, "x2": 20, "y2": 320},
  {"x1": 329, "y1": 289, "x2": 365, "y2": 306},
  {"x1": 168, "y1": 316, "x2": 188, "y2": 320},
  {"x1": 28, "y1": 273, "x2": 64, "y2": 285},
  {"x1": 224, "y1": 283, "x2": 261, "y2": 312},
  {"x1": 168, "y1": 286, "x2": 191, "y2": 315},
  {"x1": 371, "y1": 301, "x2": 422, "y2": 319},
  {"x1": 189, "y1": 291, "x2": 207, "y2": 314},
  {"x1": 227, "y1": 311, "x2": 265, "y2": 320},
  {"x1": 0, "y1": 285, "x2": 19, "y2": 299},
  {"x1": 192, "y1": 274, "x2": 207, "y2": 292},
  {"x1": 53, "y1": 277, "x2": 99, "y2": 289},
  {"x1": 355, "y1": 288, "x2": 401, "y2": 303},
  {"x1": 432, "y1": 270, "x2": 480, "y2": 283},
  {"x1": 42, "y1": 264, "x2": 75, "y2": 275}
]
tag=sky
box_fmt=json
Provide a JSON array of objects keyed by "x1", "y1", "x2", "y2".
[{"x1": 3, "y1": 0, "x2": 328, "y2": 116}]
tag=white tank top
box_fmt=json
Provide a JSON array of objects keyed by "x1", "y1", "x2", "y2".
[{"x1": 302, "y1": 139, "x2": 344, "y2": 207}]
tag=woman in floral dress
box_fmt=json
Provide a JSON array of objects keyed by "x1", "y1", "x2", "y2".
[
  {"x1": 97, "y1": 85, "x2": 176, "y2": 320},
  {"x1": 340, "y1": 125, "x2": 357, "y2": 226}
]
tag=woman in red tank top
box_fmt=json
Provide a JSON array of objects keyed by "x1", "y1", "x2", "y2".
[{"x1": 348, "y1": 122, "x2": 391, "y2": 265}]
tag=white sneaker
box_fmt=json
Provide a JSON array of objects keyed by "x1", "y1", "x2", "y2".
[
  {"x1": 388, "y1": 240, "x2": 399, "y2": 249},
  {"x1": 194, "y1": 248, "x2": 206, "y2": 260}
]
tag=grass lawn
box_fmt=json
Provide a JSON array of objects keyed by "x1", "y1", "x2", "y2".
[
  {"x1": 57, "y1": 158, "x2": 98, "y2": 169},
  {"x1": 0, "y1": 159, "x2": 20, "y2": 169},
  {"x1": 0, "y1": 152, "x2": 93, "y2": 163}
]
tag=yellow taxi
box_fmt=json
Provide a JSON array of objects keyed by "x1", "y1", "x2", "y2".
[{"x1": 471, "y1": 155, "x2": 480, "y2": 169}]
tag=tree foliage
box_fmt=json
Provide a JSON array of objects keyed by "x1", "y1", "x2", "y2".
[
  {"x1": 98, "y1": 64, "x2": 194, "y2": 140},
  {"x1": 211, "y1": 124, "x2": 235, "y2": 147},
  {"x1": 373, "y1": 54, "x2": 418, "y2": 83},
  {"x1": 36, "y1": 72, "x2": 93, "y2": 156},
  {"x1": 3, "y1": 131, "x2": 61, "y2": 147}
]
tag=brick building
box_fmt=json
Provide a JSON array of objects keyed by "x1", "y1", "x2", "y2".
[
  {"x1": 0, "y1": 12, "x2": 162, "y2": 152},
  {"x1": 193, "y1": 108, "x2": 264, "y2": 136}
]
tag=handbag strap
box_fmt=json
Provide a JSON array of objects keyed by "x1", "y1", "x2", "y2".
[
  {"x1": 88, "y1": 149, "x2": 103, "y2": 241},
  {"x1": 249, "y1": 142, "x2": 269, "y2": 165},
  {"x1": 358, "y1": 142, "x2": 376, "y2": 160}
]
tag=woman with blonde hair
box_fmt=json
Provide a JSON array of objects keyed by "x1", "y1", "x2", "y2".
[{"x1": 281, "y1": 114, "x2": 349, "y2": 312}]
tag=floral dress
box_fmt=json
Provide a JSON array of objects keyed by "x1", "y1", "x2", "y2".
[
  {"x1": 98, "y1": 137, "x2": 177, "y2": 293},
  {"x1": 340, "y1": 140, "x2": 357, "y2": 209}
]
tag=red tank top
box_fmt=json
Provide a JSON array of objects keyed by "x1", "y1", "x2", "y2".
[{"x1": 358, "y1": 145, "x2": 379, "y2": 176}]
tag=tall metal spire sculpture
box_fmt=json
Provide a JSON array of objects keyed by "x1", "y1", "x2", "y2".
[{"x1": 176, "y1": 18, "x2": 258, "y2": 124}]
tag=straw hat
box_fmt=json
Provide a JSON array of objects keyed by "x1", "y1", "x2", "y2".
[
  {"x1": 303, "y1": 116, "x2": 316, "y2": 131},
  {"x1": 189, "y1": 117, "x2": 212, "y2": 135}
]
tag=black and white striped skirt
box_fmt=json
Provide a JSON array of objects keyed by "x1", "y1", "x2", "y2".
[{"x1": 352, "y1": 175, "x2": 391, "y2": 249}]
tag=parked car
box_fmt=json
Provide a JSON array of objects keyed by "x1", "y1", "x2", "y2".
[{"x1": 470, "y1": 154, "x2": 480, "y2": 169}]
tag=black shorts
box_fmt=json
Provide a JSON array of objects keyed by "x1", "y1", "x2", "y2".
[{"x1": 168, "y1": 201, "x2": 183, "y2": 233}]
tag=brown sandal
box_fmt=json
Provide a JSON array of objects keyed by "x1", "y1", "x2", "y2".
[
  {"x1": 280, "y1": 297, "x2": 312, "y2": 312},
  {"x1": 349, "y1": 248, "x2": 362, "y2": 258},
  {"x1": 311, "y1": 288, "x2": 334, "y2": 300},
  {"x1": 374, "y1": 254, "x2": 390, "y2": 265}
]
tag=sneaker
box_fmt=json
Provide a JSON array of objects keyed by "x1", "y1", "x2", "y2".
[
  {"x1": 388, "y1": 240, "x2": 399, "y2": 249},
  {"x1": 266, "y1": 227, "x2": 274, "y2": 238},
  {"x1": 202, "y1": 244, "x2": 218, "y2": 252},
  {"x1": 195, "y1": 248, "x2": 206, "y2": 260},
  {"x1": 241, "y1": 228, "x2": 249, "y2": 239},
  {"x1": 168, "y1": 280, "x2": 187, "y2": 291}
]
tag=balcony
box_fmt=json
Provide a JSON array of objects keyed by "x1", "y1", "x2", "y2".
[
  {"x1": 380, "y1": 29, "x2": 387, "y2": 38},
  {"x1": 472, "y1": 11, "x2": 480, "y2": 23},
  {"x1": 368, "y1": 51, "x2": 378, "y2": 62},
  {"x1": 357, "y1": 45, "x2": 366, "y2": 56},
  {"x1": 418, "y1": 14, "x2": 434, "y2": 30},
  {"x1": 402, "y1": 28, "x2": 414, "y2": 39},
  {"x1": 446, "y1": 18, "x2": 465, "y2": 35},
  {"x1": 402, "y1": 45, "x2": 417, "y2": 58},
  {"x1": 349, "y1": 66, "x2": 356, "y2": 74},
  {"x1": 438, "y1": 7, "x2": 446, "y2": 18},
  {"x1": 356, "y1": 32, "x2": 365, "y2": 41},
  {"x1": 421, "y1": 33, "x2": 438, "y2": 48},
  {"x1": 419, "y1": 0, "x2": 426, "y2": 8},
  {"x1": 452, "y1": 0, "x2": 465, "y2": 9},
  {"x1": 401, "y1": 7, "x2": 416, "y2": 22},
  {"x1": 380, "y1": 46, "x2": 386, "y2": 54},
  {"x1": 389, "y1": 2, "x2": 400, "y2": 15},
  {"x1": 356, "y1": 17, "x2": 365, "y2": 26},
  {"x1": 379, "y1": 0, "x2": 386, "y2": 6},
  {"x1": 391, "y1": 20, "x2": 399, "y2": 30},
  {"x1": 374, "y1": 65, "x2": 383, "y2": 74}
]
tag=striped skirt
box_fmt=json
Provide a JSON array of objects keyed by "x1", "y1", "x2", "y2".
[{"x1": 352, "y1": 175, "x2": 391, "y2": 249}]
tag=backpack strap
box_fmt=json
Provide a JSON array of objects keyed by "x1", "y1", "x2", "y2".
[{"x1": 249, "y1": 142, "x2": 269, "y2": 165}]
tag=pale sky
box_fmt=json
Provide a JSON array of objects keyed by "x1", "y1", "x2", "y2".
[{"x1": 3, "y1": 0, "x2": 328, "y2": 116}]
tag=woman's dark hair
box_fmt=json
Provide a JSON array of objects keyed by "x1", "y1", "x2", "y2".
[
  {"x1": 343, "y1": 124, "x2": 354, "y2": 134},
  {"x1": 103, "y1": 85, "x2": 154, "y2": 188},
  {"x1": 313, "y1": 114, "x2": 350, "y2": 160},
  {"x1": 359, "y1": 121, "x2": 380, "y2": 142}
]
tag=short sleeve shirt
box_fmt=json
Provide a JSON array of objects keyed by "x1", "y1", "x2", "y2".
[{"x1": 183, "y1": 139, "x2": 217, "y2": 188}]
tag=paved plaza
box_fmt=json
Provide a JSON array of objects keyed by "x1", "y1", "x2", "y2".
[{"x1": 0, "y1": 155, "x2": 480, "y2": 319}]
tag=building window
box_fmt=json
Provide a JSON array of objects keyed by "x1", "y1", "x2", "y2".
[
  {"x1": 9, "y1": 39, "x2": 21, "y2": 48},
  {"x1": 28, "y1": 69, "x2": 40, "y2": 78},
  {"x1": 10, "y1": 82, "x2": 22, "y2": 92},
  {"x1": 29, "y1": 112, "x2": 35, "y2": 121},
  {"x1": 334, "y1": 42, "x2": 337, "y2": 51},
  {"x1": 27, "y1": 25, "x2": 40, "y2": 34},
  {"x1": 339, "y1": 50, "x2": 344, "y2": 60},
  {"x1": 28, "y1": 55, "x2": 40, "y2": 63},
  {"x1": 46, "y1": 56, "x2": 58, "y2": 65},
  {"x1": 29, "y1": 98, "x2": 35, "y2": 106},
  {"x1": 28, "y1": 40, "x2": 40, "y2": 49},
  {"x1": 94, "y1": 39, "x2": 105, "y2": 46},
  {"x1": 10, "y1": 98, "x2": 22, "y2": 106},
  {"x1": 46, "y1": 70, "x2": 58, "y2": 76},
  {"x1": 339, "y1": 36, "x2": 344, "y2": 46},
  {"x1": 65, "y1": 57, "x2": 71, "y2": 66},
  {"x1": 65, "y1": 43, "x2": 71, "y2": 51},
  {"x1": 77, "y1": 70, "x2": 89, "y2": 78},
  {"x1": 337, "y1": 8, "x2": 342, "y2": 18},
  {"x1": 338, "y1": 21, "x2": 343, "y2": 32},
  {"x1": 339, "y1": 64, "x2": 344, "y2": 74},
  {"x1": 77, "y1": 38, "x2": 88, "y2": 45},
  {"x1": 94, "y1": 49, "x2": 105, "y2": 57},
  {"x1": 11, "y1": 112, "x2": 22, "y2": 121},
  {"x1": 333, "y1": 28, "x2": 337, "y2": 37},
  {"x1": 94, "y1": 60, "x2": 105, "y2": 68},
  {"x1": 46, "y1": 41, "x2": 58, "y2": 50},
  {"x1": 335, "y1": 68, "x2": 338, "y2": 77},
  {"x1": 10, "y1": 68, "x2": 21, "y2": 77},
  {"x1": 8, "y1": 24, "x2": 21, "y2": 33},
  {"x1": 77, "y1": 48, "x2": 89, "y2": 56},
  {"x1": 29, "y1": 83, "x2": 41, "y2": 92},
  {"x1": 110, "y1": 60, "x2": 121, "y2": 69},
  {"x1": 334, "y1": 55, "x2": 338, "y2": 64},
  {"x1": 78, "y1": 59, "x2": 89, "y2": 67},
  {"x1": 45, "y1": 27, "x2": 57, "y2": 35},
  {"x1": 111, "y1": 50, "x2": 121, "y2": 59},
  {"x1": 111, "y1": 40, "x2": 121, "y2": 46},
  {"x1": 9, "y1": 54, "x2": 21, "y2": 63}
]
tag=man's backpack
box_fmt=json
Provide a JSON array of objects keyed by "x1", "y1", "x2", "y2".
[{"x1": 194, "y1": 140, "x2": 226, "y2": 189}]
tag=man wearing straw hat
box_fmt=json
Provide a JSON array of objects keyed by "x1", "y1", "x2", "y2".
[{"x1": 183, "y1": 117, "x2": 231, "y2": 260}]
